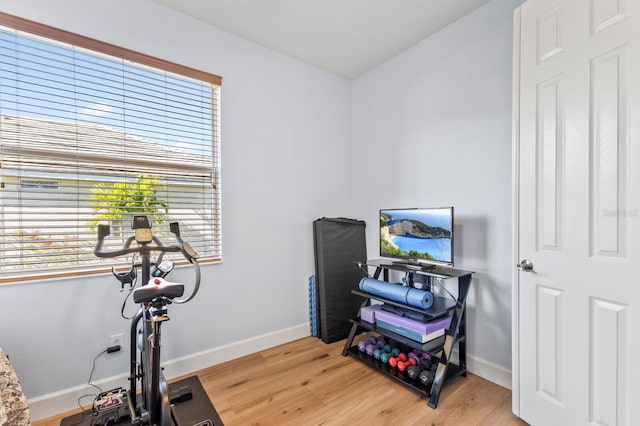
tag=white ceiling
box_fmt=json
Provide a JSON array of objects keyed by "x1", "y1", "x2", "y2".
[{"x1": 150, "y1": 0, "x2": 492, "y2": 79}]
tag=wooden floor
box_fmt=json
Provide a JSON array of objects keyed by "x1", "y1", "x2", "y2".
[{"x1": 34, "y1": 336, "x2": 527, "y2": 425}]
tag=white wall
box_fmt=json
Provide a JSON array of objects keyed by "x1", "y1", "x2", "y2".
[
  {"x1": 0, "y1": 0, "x2": 352, "y2": 418},
  {"x1": 351, "y1": 0, "x2": 523, "y2": 373}
]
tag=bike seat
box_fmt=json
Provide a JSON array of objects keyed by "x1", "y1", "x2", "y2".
[{"x1": 133, "y1": 277, "x2": 185, "y2": 304}]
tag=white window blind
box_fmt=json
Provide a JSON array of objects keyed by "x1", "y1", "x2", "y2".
[{"x1": 0, "y1": 14, "x2": 222, "y2": 279}]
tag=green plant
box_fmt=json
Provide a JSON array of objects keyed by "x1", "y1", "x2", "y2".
[{"x1": 87, "y1": 174, "x2": 168, "y2": 240}]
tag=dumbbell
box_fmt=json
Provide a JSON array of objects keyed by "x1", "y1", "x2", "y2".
[
  {"x1": 373, "y1": 348, "x2": 383, "y2": 360},
  {"x1": 398, "y1": 352, "x2": 420, "y2": 371},
  {"x1": 419, "y1": 368, "x2": 435, "y2": 388},
  {"x1": 367, "y1": 336, "x2": 381, "y2": 345},
  {"x1": 358, "y1": 336, "x2": 379, "y2": 351},
  {"x1": 409, "y1": 351, "x2": 431, "y2": 362},
  {"x1": 388, "y1": 352, "x2": 407, "y2": 368},
  {"x1": 377, "y1": 344, "x2": 399, "y2": 365},
  {"x1": 406, "y1": 358, "x2": 432, "y2": 380},
  {"x1": 397, "y1": 357, "x2": 418, "y2": 372},
  {"x1": 358, "y1": 339, "x2": 375, "y2": 353},
  {"x1": 370, "y1": 336, "x2": 388, "y2": 349},
  {"x1": 407, "y1": 352, "x2": 420, "y2": 363},
  {"x1": 358, "y1": 336, "x2": 383, "y2": 354},
  {"x1": 381, "y1": 347, "x2": 399, "y2": 365},
  {"x1": 366, "y1": 340, "x2": 384, "y2": 356}
]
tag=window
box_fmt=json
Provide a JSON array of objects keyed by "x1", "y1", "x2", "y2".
[{"x1": 0, "y1": 13, "x2": 222, "y2": 280}]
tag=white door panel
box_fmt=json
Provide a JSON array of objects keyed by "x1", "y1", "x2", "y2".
[{"x1": 515, "y1": 0, "x2": 640, "y2": 424}]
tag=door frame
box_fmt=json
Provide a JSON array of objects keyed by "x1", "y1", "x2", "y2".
[{"x1": 511, "y1": 4, "x2": 522, "y2": 417}]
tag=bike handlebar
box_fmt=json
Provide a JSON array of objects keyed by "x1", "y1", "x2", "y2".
[
  {"x1": 94, "y1": 219, "x2": 201, "y2": 304},
  {"x1": 94, "y1": 224, "x2": 194, "y2": 261}
]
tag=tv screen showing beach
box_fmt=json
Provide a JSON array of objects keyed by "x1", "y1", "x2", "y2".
[{"x1": 379, "y1": 208, "x2": 453, "y2": 265}]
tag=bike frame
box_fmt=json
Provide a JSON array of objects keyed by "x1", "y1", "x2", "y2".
[
  {"x1": 94, "y1": 217, "x2": 200, "y2": 426},
  {"x1": 130, "y1": 246, "x2": 169, "y2": 425}
]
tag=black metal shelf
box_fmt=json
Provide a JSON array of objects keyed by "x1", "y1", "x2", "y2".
[
  {"x1": 342, "y1": 261, "x2": 474, "y2": 409},
  {"x1": 345, "y1": 346, "x2": 431, "y2": 396},
  {"x1": 362, "y1": 259, "x2": 474, "y2": 279},
  {"x1": 345, "y1": 346, "x2": 468, "y2": 399}
]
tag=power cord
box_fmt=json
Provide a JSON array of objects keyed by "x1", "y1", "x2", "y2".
[
  {"x1": 434, "y1": 277, "x2": 463, "y2": 308},
  {"x1": 67, "y1": 348, "x2": 108, "y2": 425},
  {"x1": 356, "y1": 261, "x2": 372, "y2": 278}
]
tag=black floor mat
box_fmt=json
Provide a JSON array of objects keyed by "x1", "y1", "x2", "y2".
[{"x1": 60, "y1": 375, "x2": 223, "y2": 426}]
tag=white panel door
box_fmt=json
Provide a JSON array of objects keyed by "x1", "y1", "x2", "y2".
[{"x1": 516, "y1": 0, "x2": 640, "y2": 424}]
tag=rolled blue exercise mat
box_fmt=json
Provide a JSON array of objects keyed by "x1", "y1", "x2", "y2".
[{"x1": 358, "y1": 277, "x2": 433, "y2": 309}]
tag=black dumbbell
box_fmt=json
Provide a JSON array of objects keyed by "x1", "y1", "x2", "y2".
[
  {"x1": 406, "y1": 358, "x2": 432, "y2": 380},
  {"x1": 419, "y1": 368, "x2": 435, "y2": 387}
]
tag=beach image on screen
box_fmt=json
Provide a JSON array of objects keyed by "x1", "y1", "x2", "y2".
[{"x1": 380, "y1": 208, "x2": 452, "y2": 263}]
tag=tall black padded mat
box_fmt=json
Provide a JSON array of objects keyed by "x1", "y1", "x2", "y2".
[{"x1": 313, "y1": 217, "x2": 367, "y2": 344}]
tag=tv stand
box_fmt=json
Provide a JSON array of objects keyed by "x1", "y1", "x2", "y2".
[
  {"x1": 390, "y1": 260, "x2": 436, "y2": 271},
  {"x1": 342, "y1": 259, "x2": 474, "y2": 409}
]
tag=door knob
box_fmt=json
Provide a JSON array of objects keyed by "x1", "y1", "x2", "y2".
[{"x1": 517, "y1": 259, "x2": 534, "y2": 272}]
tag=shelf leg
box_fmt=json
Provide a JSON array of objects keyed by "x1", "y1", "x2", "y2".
[
  {"x1": 459, "y1": 310, "x2": 467, "y2": 377},
  {"x1": 341, "y1": 323, "x2": 360, "y2": 356},
  {"x1": 341, "y1": 298, "x2": 371, "y2": 356},
  {"x1": 429, "y1": 362, "x2": 448, "y2": 408},
  {"x1": 427, "y1": 273, "x2": 473, "y2": 408}
]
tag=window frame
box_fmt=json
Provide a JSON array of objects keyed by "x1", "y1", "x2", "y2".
[{"x1": 0, "y1": 12, "x2": 222, "y2": 283}]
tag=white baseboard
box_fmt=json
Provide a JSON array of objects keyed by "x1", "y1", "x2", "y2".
[
  {"x1": 466, "y1": 353, "x2": 512, "y2": 390},
  {"x1": 28, "y1": 323, "x2": 310, "y2": 421},
  {"x1": 447, "y1": 349, "x2": 512, "y2": 390}
]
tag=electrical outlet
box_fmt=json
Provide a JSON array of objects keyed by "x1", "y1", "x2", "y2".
[{"x1": 109, "y1": 333, "x2": 124, "y2": 349}]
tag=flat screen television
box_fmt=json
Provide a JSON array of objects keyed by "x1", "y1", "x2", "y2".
[{"x1": 379, "y1": 207, "x2": 454, "y2": 267}]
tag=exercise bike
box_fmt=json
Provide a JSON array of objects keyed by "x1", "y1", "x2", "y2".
[{"x1": 87, "y1": 215, "x2": 219, "y2": 426}]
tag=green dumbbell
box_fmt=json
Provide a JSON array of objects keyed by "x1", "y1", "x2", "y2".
[{"x1": 373, "y1": 348, "x2": 383, "y2": 360}]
